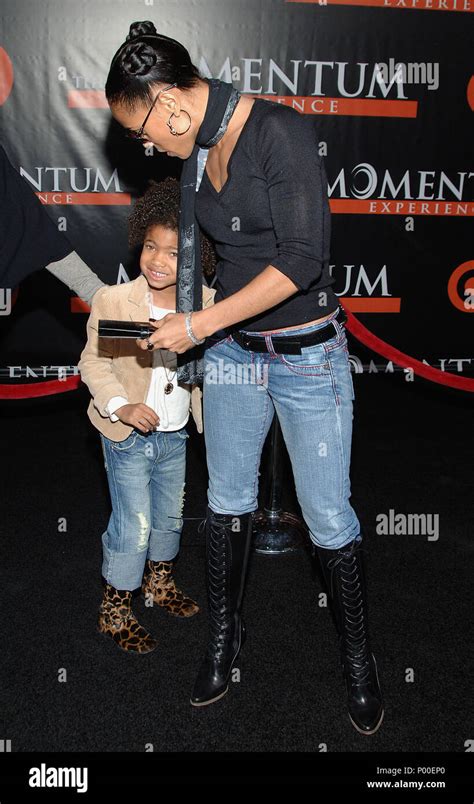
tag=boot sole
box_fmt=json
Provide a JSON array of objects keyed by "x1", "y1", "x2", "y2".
[
  {"x1": 349, "y1": 706, "x2": 384, "y2": 736},
  {"x1": 145, "y1": 606, "x2": 199, "y2": 619},
  {"x1": 189, "y1": 685, "x2": 229, "y2": 707},
  {"x1": 190, "y1": 628, "x2": 244, "y2": 708},
  {"x1": 345, "y1": 652, "x2": 384, "y2": 736},
  {"x1": 163, "y1": 607, "x2": 200, "y2": 619},
  {"x1": 96, "y1": 625, "x2": 158, "y2": 654},
  {"x1": 141, "y1": 591, "x2": 200, "y2": 618}
]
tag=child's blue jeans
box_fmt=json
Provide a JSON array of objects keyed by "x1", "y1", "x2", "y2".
[{"x1": 99, "y1": 427, "x2": 189, "y2": 590}]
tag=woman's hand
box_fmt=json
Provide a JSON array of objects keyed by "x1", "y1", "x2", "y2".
[{"x1": 136, "y1": 312, "x2": 200, "y2": 354}]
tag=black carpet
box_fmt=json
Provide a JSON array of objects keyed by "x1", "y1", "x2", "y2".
[{"x1": 1, "y1": 373, "x2": 472, "y2": 753}]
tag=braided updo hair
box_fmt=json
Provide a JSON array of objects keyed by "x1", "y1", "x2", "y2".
[
  {"x1": 128, "y1": 177, "x2": 216, "y2": 278},
  {"x1": 106, "y1": 20, "x2": 201, "y2": 110}
]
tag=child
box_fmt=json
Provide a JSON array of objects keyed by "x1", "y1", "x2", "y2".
[{"x1": 78, "y1": 177, "x2": 216, "y2": 653}]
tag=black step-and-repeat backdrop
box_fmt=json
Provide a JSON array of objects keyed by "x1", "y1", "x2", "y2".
[{"x1": 0, "y1": 0, "x2": 473, "y2": 390}]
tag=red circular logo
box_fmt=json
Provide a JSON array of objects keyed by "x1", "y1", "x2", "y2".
[
  {"x1": 447, "y1": 260, "x2": 474, "y2": 312},
  {"x1": 467, "y1": 76, "x2": 474, "y2": 112},
  {"x1": 0, "y1": 47, "x2": 14, "y2": 105}
]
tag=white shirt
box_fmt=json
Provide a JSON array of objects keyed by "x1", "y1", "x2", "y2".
[{"x1": 105, "y1": 304, "x2": 191, "y2": 432}]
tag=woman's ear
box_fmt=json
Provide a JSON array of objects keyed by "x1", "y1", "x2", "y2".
[{"x1": 157, "y1": 88, "x2": 179, "y2": 120}]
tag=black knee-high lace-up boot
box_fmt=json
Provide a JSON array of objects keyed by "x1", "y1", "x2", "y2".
[
  {"x1": 190, "y1": 507, "x2": 253, "y2": 707},
  {"x1": 315, "y1": 538, "x2": 384, "y2": 735}
]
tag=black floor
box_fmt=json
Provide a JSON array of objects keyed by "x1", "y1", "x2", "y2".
[{"x1": 0, "y1": 373, "x2": 472, "y2": 753}]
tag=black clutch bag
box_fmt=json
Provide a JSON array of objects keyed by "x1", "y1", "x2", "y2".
[{"x1": 98, "y1": 320, "x2": 155, "y2": 339}]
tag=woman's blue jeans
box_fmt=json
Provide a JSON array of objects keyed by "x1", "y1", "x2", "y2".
[
  {"x1": 99, "y1": 427, "x2": 189, "y2": 590},
  {"x1": 202, "y1": 309, "x2": 361, "y2": 551}
]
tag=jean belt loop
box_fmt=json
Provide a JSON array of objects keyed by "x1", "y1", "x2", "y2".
[
  {"x1": 264, "y1": 334, "x2": 275, "y2": 355},
  {"x1": 331, "y1": 307, "x2": 344, "y2": 339}
]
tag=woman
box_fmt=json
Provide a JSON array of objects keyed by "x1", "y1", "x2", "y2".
[{"x1": 105, "y1": 20, "x2": 384, "y2": 735}]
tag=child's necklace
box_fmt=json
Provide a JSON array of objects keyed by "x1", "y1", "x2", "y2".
[
  {"x1": 149, "y1": 299, "x2": 177, "y2": 395},
  {"x1": 161, "y1": 352, "x2": 175, "y2": 395}
]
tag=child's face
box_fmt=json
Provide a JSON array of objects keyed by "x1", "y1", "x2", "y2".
[{"x1": 140, "y1": 224, "x2": 178, "y2": 295}]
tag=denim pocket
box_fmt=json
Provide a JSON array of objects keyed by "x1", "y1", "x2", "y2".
[
  {"x1": 99, "y1": 434, "x2": 109, "y2": 471},
  {"x1": 324, "y1": 336, "x2": 355, "y2": 402},
  {"x1": 342, "y1": 344, "x2": 356, "y2": 401},
  {"x1": 173, "y1": 428, "x2": 190, "y2": 440},
  {"x1": 109, "y1": 430, "x2": 139, "y2": 452},
  {"x1": 277, "y1": 344, "x2": 331, "y2": 376}
]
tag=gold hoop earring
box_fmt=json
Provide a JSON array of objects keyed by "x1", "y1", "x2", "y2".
[{"x1": 167, "y1": 110, "x2": 191, "y2": 136}]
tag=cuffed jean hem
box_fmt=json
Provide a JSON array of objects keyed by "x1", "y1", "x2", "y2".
[
  {"x1": 146, "y1": 529, "x2": 180, "y2": 563},
  {"x1": 101, "y1": 531, "x2": 148, "y2": 591}
]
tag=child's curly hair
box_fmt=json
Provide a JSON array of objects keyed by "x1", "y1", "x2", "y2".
[{"x1": 128, "y1": 176, "x2": 216, "y2": 277}]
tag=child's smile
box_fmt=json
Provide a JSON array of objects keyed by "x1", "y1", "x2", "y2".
[
  {"x1": 140, "y1": 224, "x2": 178, "y2": 305},
  {"x1": 148, "y1": 268, "x2": 169, "y2": 280}
]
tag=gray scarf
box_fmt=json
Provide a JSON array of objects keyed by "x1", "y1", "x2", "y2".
[{"x1": 176, "y1": 77, "x2": 241, "y2": 384}]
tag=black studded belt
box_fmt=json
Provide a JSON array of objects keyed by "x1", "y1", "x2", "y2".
[{"x1": 225, "y1": 307, "x2": 347, "y2": 355}]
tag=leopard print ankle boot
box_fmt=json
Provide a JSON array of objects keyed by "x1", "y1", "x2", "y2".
[
  {"x1": 97, "y1": 583, "x2": 158, "y2": 653},
  {"x1": 141, "y1": 559, "x2": 199, "y2": 618}
]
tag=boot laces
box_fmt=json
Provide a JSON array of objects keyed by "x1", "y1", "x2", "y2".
[
  {"x1": 206, "y1": 517, "x2": 237, "y2": 656},
  {"x1": 329, "y1": 544, "x2": 371, "y2": 685}
]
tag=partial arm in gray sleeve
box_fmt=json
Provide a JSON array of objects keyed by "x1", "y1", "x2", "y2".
[{"x1": 46, "y1": 251, "x2": 107, "y2": 305}]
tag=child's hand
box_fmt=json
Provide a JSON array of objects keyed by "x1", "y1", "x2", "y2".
[{"x1": 115, "y1": 403, "x2": 160, "y2": 433}]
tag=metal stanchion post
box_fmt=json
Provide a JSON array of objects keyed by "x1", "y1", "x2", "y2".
[{"x1": 252, "y1": 416, "x2": 308, "y2": 555}]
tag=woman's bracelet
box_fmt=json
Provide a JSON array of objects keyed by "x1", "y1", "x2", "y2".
[{"x1": 185, "y1": 312, "x2": 205, "y2": 346}]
